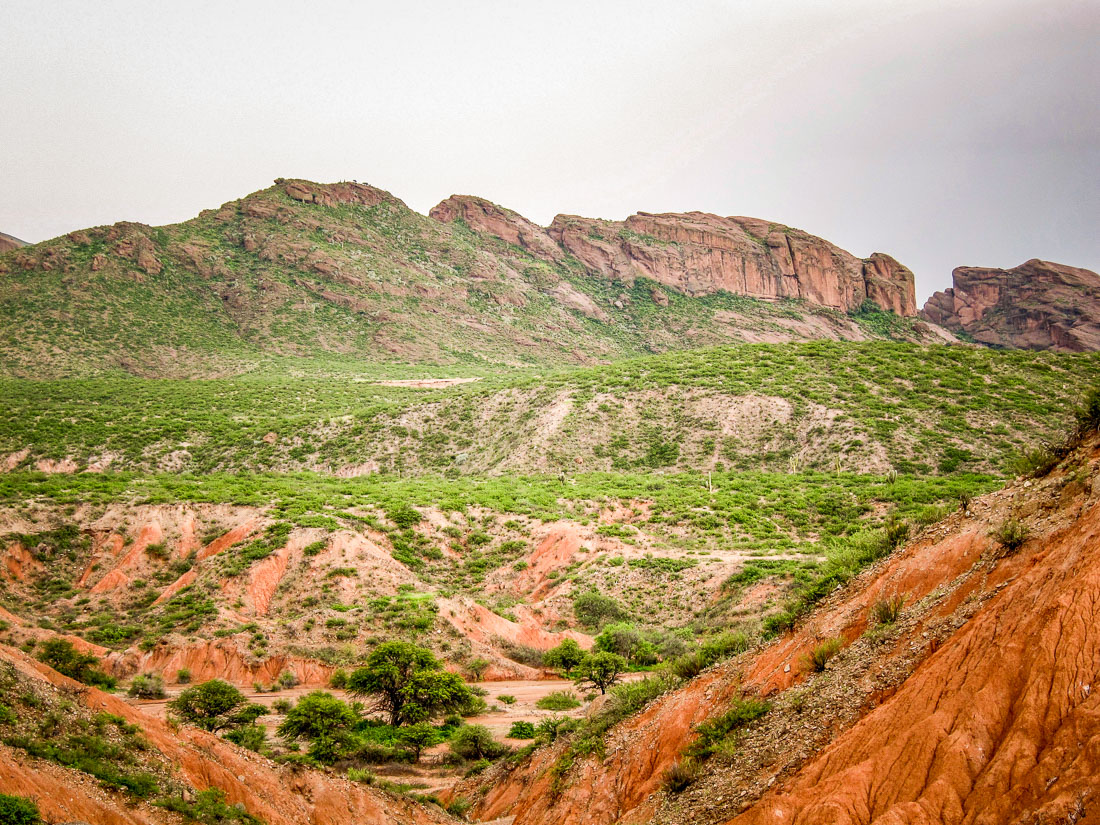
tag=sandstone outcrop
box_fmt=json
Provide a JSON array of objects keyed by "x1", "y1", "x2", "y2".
[
  {"x1": 921, "y1": 258, "x2": 1100, "y2": 351},
  {"x1": 432, "y1": 199, "x2": 918, "y2": 315}
]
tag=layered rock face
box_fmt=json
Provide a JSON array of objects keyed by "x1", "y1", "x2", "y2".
[
  {"x1": 921, "y1": 258, "x2": 1100, "y2": 351},
  {"x1": 430, "y1": 197, "x2": 918, "y2": 315},
  {"x1": 430, "y1": 195, "x2": 564, "y2": 262},
  {"x1": 0, "y1": 231, "x2": 27, "y2": 253}
]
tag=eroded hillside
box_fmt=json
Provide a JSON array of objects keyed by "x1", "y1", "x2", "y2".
[{"x1": 445, "y1": 423, "x2": 1100, "y2": 824}]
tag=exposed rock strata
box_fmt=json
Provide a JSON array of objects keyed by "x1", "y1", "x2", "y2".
[
  {"x1": 921, "y1": 258, "x2": 1100, "y2": 351},
  {"x1": 431, "y1": 197, "x2": 917, "y2": 315}
]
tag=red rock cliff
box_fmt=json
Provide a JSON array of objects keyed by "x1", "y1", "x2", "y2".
[
  {"x1": 921, "y1": 258, "x2": 1100, "y2": 351},
  {"x1": 430, "y1": 198, "x2": 917, "y2": 315}
]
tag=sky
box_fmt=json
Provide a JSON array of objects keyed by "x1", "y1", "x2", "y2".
[{"x1": 2, "y1": 0, "x2": 1097, "y2": 302}]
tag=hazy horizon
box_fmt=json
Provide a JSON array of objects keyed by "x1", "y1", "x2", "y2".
[{"x1": 3, "y1": 0, "x2": 1097, "y2": 303}]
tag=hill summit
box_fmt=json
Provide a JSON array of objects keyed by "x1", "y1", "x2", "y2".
[{"x1": 0, "y1": 178, "x2": 942, "y2": 377}]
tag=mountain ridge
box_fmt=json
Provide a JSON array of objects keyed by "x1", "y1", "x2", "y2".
[{"x1": 0, "y1": 178, "x2": 947, "y2": 378}]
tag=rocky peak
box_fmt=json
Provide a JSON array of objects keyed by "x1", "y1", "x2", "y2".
[
  {"x1": 921, "y1": 258, "x2": 1100, "y2": 351},
  {"x1": 275, "y1": 178, "x2": 399, "y2": 210},
  {"x1": 430, "y1": 195, "x2": 563, "y2": 261}
]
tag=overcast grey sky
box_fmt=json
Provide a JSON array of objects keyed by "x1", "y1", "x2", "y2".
[{"x1": 2, "y1": 0, "x2": 1097, "y2": 301}]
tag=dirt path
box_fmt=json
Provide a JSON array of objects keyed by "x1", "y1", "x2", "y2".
[{"x1": 369, "y1": 377, "x2": 483, "y2": 388}]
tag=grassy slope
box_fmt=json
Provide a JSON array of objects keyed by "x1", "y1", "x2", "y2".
[{"x1": 1, "y1": 342, "x2": 1096, "y2": 476}]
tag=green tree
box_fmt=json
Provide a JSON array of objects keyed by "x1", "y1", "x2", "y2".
[
  {"x1": 572, "y1": 591, "x2": 627, "y2": 629},
  {"x1": 396, "y1": 721, "x2": 442, "y2": 762},
  {"x1": 449, "y1": 725, "x2": 505, "y2": 760},
  {"x1": 277, "y1": 691, "x2": 358, "y2": 764},
  {"x1": 594, "y1": 623, "x2": 642, "y2": 661},
  {"x1": 37, "y1": 638, "x2": 115, "y2": 689},
  {"x1": 347, "y1": 641, "x2": 473, "y2": 726},
  {"x1": 542, "y1": 638, "x2": 585, "y2": 675},
  {"x1": 168, "y1": 680, "x2": 264, "y2": 733},
  {"x1": 0, "y1": 793, "x2": 42, "y2": 825},
  {"x1": 574, "y1": 651, "x2": 627, "y2": 694}
]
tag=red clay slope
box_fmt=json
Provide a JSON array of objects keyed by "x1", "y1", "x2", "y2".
[
  {"x1": 728, "y1": 480, "x2": 1100, "y2": 824},
  {"x1": 0, "y1": 645, "x2": 453, "y2": 825},
  {"x1": 465, "y1": 437, "x2": 1100, "y2": 825}
]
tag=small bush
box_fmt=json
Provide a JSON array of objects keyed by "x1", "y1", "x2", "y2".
[
  {"x1": 496, "y1": 694, "x2": 516, "y2": 705},
  {"x1": 224, "y1": 723, "x2": 267, "y2": 753},
  {"x1": 662, "y1": 759, "x2": 700, "y2": 793},
  {"x1": 128, "y1": 673, "x2": 166, "y2": 699},
  {"x1": 449, "y1": 725, "x2": 507, "y2": 760},
  {"x1": 176, "y1": 668, "x2": 192, "y2": 684},
  {"x1": 802, "y1": 638, "x2": 844, "y2": 673},
  {"x1": 465, "y1": 658, "x2": 490, "y2": 681},
  {"x1": 1009, "y1": 446, "x2": 1059, "y2": 478},
  {"x1": 572, "y1": 591, "x2": 627, "y2": 630},
  {"x1": 463, "y1": 757, "x2": 491, "y2": 777},
  {"x1": 991, "y1": 519, "x2": 1030, "y2": 553},
  {"x1": 536, "y1": 690, "x2": 581, "y2": 711},
  {"x1": 507, "y1": 721, "x2": 536, "y2": 739},
  {"x1": 0, "y1": 793, "x2": 42, "y2": 825},
  {"x1": 869, "y1": 594, "x2": 905, "y2": 626},
  {"x1": 276, "y1": 670, "x2": 298, "y2": 690},
  {"x1": 328, "y1": 669, "x2": 348, "y2": 689},
  {"x1": 883, "y1": 517, "x2": 909, "y2": 551},
  {"x1": 272, "y1": 698, "x2": 293, "y2": 714},
  {"x1": 447, "y1": 798, "x2": 473, "y2": 818}
]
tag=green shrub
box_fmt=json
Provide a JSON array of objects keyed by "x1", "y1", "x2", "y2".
[
  {"x1": 176, "y1": 668, "x2": 192, "y2": 684},
  {"x1": 36, "y1": 639, "x2": 116, "y2": 690},
  {"x1": 802, "y1": 638, "x2": 844, "y2": 673},
  {"x1": 991, "y1": 519, "x2": 1030, "y2": 552},
  {"x1": 507, "y1": 721, "x2": 535, "y2": 739},
  {"x1": 169, "y1": 680, "x2": 264, "y2": 732},
  {"x1": 869, "y1": 594, "x2": 905, "y2": 626},
  {"x1": 328, "y1": 668, "x2": 348, "y2": 689},
  {"x1": 155, "y1": 788, "x2": 261, "y2": 824},
  {"x1": 224, "y1": 723, "x2": 267, "y2": 754},
  {"x1": 536, "y1": 690, "x2": 581, "y2": 711},
  {"x1": 386, "y1": 504, "x2": 422, "y2": 529},
  {"x1": 127, "y1": 673, "x2": 165, "y2": 699},
  {"x1": 0, "y1": 793, "x2": 42, "y2": 825},
  {"x1": 543, "y1": 638, "x2": 586, "y2": 674},
  {"x1": 496, "y1": 694, "x2": 516, "y2": 705},
  {"x1": 688, "y1": 697, "x2": 770, "y2": 759},
  {"x1": 572, "y1": 591, "x2": 627, "y2": 630},
  {"x1": 449, "y1": 725, "x2": 507, "y2": 760},
  {"x1": 1076, "y1": 385, "x2": 1100, "y2": 433}
]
